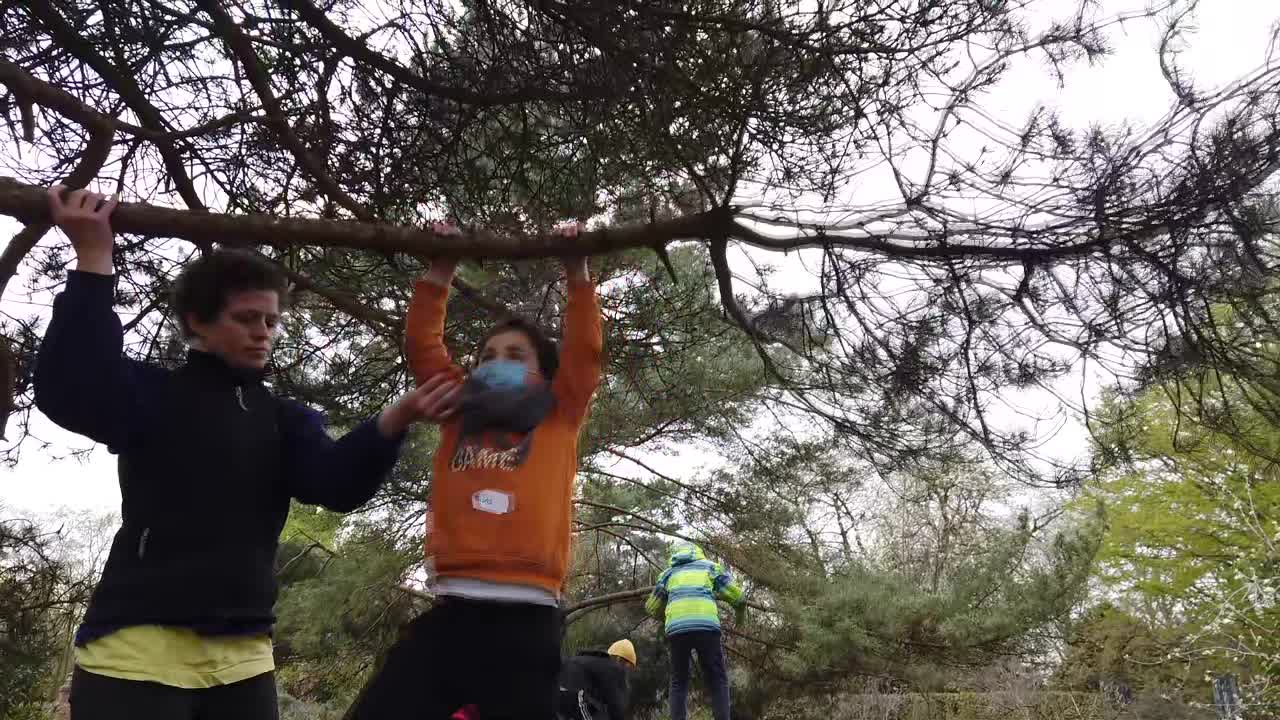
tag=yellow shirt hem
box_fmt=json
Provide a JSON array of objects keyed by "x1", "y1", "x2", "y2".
[{"x1": 75, "y1": 626, "x2": 275, "y2": 690}]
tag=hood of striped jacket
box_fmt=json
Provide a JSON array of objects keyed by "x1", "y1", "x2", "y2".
[{"x1": 669, "y1": 542, "x2": 706, "y2": 566}]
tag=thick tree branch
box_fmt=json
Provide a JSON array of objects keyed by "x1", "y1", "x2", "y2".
[
  {"x1": 8, "y1": 175, "x2": 1190, "y2": 263},
  {"x1": 0, "y1": 338, "x2": 14, "y2": 441},
  {"x1": 0, "y1": 178, "x2": 719, "y2": 258},
  {"x1": 562, "y1": 584, "x2": 771, "y2": 623},
  {"x1": 563, "y1": 586, "x2": 653, "y2": 618},
  {"x1": 396, "y1": 583, "x2": 432, "y2": 603},
  {"x1": 709, "y1": 235, "x2": 762, "y2": 337}
]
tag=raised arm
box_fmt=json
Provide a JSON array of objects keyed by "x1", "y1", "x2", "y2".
[
  {"x1": 551, "y1": 251, "x2": 603, "y2": 424},
  {"x1": 405, "y1": 240, "x2": 464, "y2": 386},
  {"x1": 712, "y1": 562, "x2": 746, "y2": 613},
  {"x1": 33, "y1": 187, "x2": 150, "y2": 451}
]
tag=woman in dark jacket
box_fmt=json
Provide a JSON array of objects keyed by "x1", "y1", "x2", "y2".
[{"x1": 35, "y1": 186, "x2": 456, "y2": 720}]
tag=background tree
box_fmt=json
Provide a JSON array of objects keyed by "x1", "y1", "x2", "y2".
[
  {"x1": 1075, "y1": 375, "x2": 1280, "y2": 715},
  {"x1": 554, "y1": 433, "x2": 1103, "y2": 719},
  {"x1": 273, "y1": 518, "x2": 426, "y2": 708},
  {"x1": 0, "y1": 0, "x2": 1276, "y2": 484},
  {"x1": 1054, "y1": 603, "x2": 1214, "y2": 711},
  {"x1": 0, "y1": 507, "x2": 109, "y2": 720},
  {"x1": 2, "y1": 0, "x2": 1280, "y2": 716}
]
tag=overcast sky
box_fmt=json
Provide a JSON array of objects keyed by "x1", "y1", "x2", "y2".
[{"x1": 2, "y1": 1, "x2": 1278, "y2": 520}]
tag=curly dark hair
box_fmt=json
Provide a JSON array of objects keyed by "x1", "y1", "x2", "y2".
[
  {"x1": 171, "y1": 249, "x2": 290, "y2": 337},
  {"x1": 478, "y1": 317, "x2": 560, "y2": 379}
]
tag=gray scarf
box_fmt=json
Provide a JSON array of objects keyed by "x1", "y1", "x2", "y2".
[{"x1": 458, "y1": 375, "x2": 555, "y2": 436}]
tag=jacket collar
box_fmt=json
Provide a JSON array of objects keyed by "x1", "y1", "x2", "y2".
[{"x1": 183, "y1": 349, "x2": 267, "y2": 386}]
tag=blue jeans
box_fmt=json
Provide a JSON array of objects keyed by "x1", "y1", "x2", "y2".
[{"x1": 669, "y1": 630, "x2": 730, "y2": 720}]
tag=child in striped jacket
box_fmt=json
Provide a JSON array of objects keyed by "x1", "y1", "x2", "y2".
[{"x1": 646, "y1": 543, "x2": 746, "y2": 720}]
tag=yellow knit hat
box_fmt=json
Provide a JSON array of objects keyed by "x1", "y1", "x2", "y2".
[{"x1": 607, "y1": 639, "x2": 637, "y2": 667}]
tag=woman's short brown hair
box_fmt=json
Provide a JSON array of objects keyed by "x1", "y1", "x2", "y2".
[{"x1": 171, "y1": 249, "x2": 289, "y2": 337}]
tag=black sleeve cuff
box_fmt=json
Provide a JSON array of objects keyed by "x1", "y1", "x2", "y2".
[
  {"x1": 63, "y1": 270, "x2": 116, "y2": 302},
  {"x1": 355, "y1": 415, "x2": 407, "y2": 453}
]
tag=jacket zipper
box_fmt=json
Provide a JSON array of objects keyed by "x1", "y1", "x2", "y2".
[
  {"x1": 137, "y1": 527, "x2": 150, "y2": 559},
  {"x1": 235, "y1": 386, "x2": 248, "y2": 411}
]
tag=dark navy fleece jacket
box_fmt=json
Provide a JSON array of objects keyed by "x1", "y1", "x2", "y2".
[{"x1": 34, "y1": 271, "x2": 404, "y2": 644}]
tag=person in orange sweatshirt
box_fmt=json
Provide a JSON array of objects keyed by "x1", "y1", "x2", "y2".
[{"x1": 348, "y1": 222, "x2": 603, "y2": 720}]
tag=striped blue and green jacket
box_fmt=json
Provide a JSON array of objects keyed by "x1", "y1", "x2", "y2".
[{"x1": 645, "y1": 543, "x2": 744, "y2": 636}]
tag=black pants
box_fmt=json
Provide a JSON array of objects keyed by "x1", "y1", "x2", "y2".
[
  {"x1": 669, "y1": 630, "x2": 730, "y2": 720},
  {"x1": 347, "y1": 597, "x2": 563, "y2": 720},
  {"x1": 68, "y1": 667, "x2": 277, "y2": 719}
]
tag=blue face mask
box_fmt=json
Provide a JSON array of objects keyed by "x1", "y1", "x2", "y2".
[{"x1": 470, "y1": 359, "x2": 530, "y2": 392}]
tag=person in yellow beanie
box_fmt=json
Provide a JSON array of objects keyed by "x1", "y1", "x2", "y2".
[
  {"x1": 556, "y1": 639, "x2": 636, "y2": 720},
  {"x1": 607, "y1": 640, "x2": 637, "y2": 667}
]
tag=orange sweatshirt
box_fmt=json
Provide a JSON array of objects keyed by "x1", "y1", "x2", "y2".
[{"x1": 405, "y1": 277, "x2": 602, "y2": 596}]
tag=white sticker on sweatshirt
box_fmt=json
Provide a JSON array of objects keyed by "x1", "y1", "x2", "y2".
[{"x1": 472, "y1": 489, "x2": 515, "y2": 515}]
